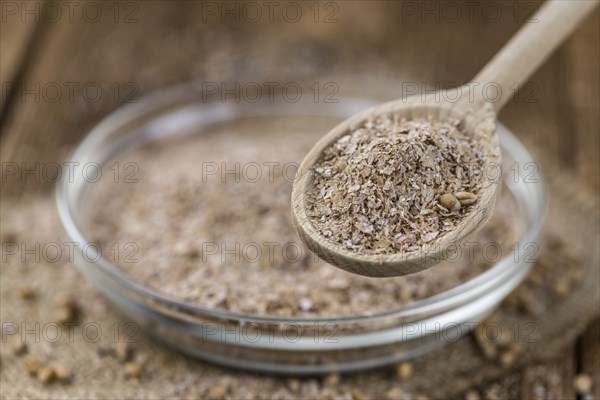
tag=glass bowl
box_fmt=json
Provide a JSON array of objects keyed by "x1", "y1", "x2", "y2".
[{"x1": 56, "y1": 80, "x2": 546, "y2": 375}]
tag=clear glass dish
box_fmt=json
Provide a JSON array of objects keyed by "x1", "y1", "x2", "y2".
[{"x1": 56, "y1": 80, "x2": 546, "y2": 375}]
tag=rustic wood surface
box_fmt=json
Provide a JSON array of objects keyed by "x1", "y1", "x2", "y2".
[
  {"x1": 0, "y1": 7, "x2": 36, "y2": 116},
  {"x1": 1, "y1": 1, "x2": 598, "y2": 398}
]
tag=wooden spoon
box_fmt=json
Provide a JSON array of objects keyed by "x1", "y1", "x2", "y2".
[{"x1": 291, "y1": 0, "x2": 598, "y2": 277}]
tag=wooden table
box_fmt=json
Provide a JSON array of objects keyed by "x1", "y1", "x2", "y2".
[{"x1": 1, "y1": 1, "x2": 598, "y2": 398}]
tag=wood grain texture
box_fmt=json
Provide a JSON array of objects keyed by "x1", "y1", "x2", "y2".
[
  {"x1": 1, "y1": 1, "x2": 597, "y2": 195},
  {"x1": 520, "y1": 348, "x2": 577, "y2": 400},
  {"x1": 0, "y1": 8, "x2": 38, "y2": 116},
  {"x1": 459, "y1": 350, "x2": 578, "y2": 400},
  {"x1": 0, "y1": 1, "x2": 597, "y2": 396},
  {"x1": 473, "y1": 0, "x2": 599, "y2": 112},
  {"x1": 579, "y1": 319, "x2": 600, "y2": 399},
  {"x1": 500, "y1": 5, "x2": 600, "y2": 194}
]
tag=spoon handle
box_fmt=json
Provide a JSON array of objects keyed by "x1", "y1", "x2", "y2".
[{"x1": 472, "y1": 0, "x2": 598, "y2": 112}]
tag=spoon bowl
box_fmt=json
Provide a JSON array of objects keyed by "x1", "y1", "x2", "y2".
[{"x1": 292, "y1": 93, "x2": 500, "y2": 277}]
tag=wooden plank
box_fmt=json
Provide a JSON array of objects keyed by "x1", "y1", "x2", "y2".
[
  {"x1": 565, "y1": 9, "x2": 600, "y2": 193},
  {"x1": 0, "y1": 4, "x2": 38, "y2": 115},
  {"x1": 4, "y1": 1, "x2": 598, "y2": 197},
  {"x1": 519, "y1": 349, "x2": 577, "y2": 400},
  {"x1": 490, "y1": 7, "x2": 599, "y2": 195},
  {"x1": 0, "y1": 0, "x2": 322, "y2": 196},
  {"x1": 578, "y1": 319, "x2": 600, "y2": 399},
  {"x1": 0, "y1": 1, "x2": 192, "y2": 196}
]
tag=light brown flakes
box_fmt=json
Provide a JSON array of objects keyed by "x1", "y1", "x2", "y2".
[
  {"x1": 19, "y1": 286, "x2": 36, "y2": 301},
  {"x1": 308, "y1": 116, "x2": 486, "y2": 255},
  {"x1": 124, "y1": 361, "x2": 142, "y2": 379},
  {"x1": 54, "y1": 296, "x2": 80, "y2": 324},
  {"x1": 90, "y1": 118, "x2": 518, "y2": 318},
  {"x1": 9, "y1": 337, "x2": 27, "y2": 356},
  {"x1": 395, "y1": 362, "x2": 414, "y2": 380},
  {"x1": 351, "y1": 387, "x2": 367, "y2": 400},
  {"x1": 207, "y1": 383, "x2": 228, "y2": 399},
  {"x1": 25, "y1": 357, "x2": 42, "y2": 375},
  {"x1": 574, "y1": 374, "x2": 592, "y2": 394},
  {"x1": 115, "y1": 342, "x2": 134, "y2": 362},
  {"x1": 37, "y1": 366, "x2": 56, "y2": 384},
  {"x1": 385, "y1": 387, "x2": 405, "y2": 400},
  {"x1": 53, "y1": 365, "x2": 72, "y2": 382},
  {"x1": 499, "y1": 345, "x2": 519, "y2": 368},
  {"x1": 464, "y1": 389, "x2": 481, "y2": 400},
  {"x1": 286, "y1": 378, "x2": 301, "y2": 392},
  {"x1": 324, "y1": 372, "x2": 341, "y2": 387},
  {"x1": 473, "y1": 323, "x2": 498, "y2": 360},
  {"x1": 552, "y1": 279, "x2": 570, "y2": 297}
]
